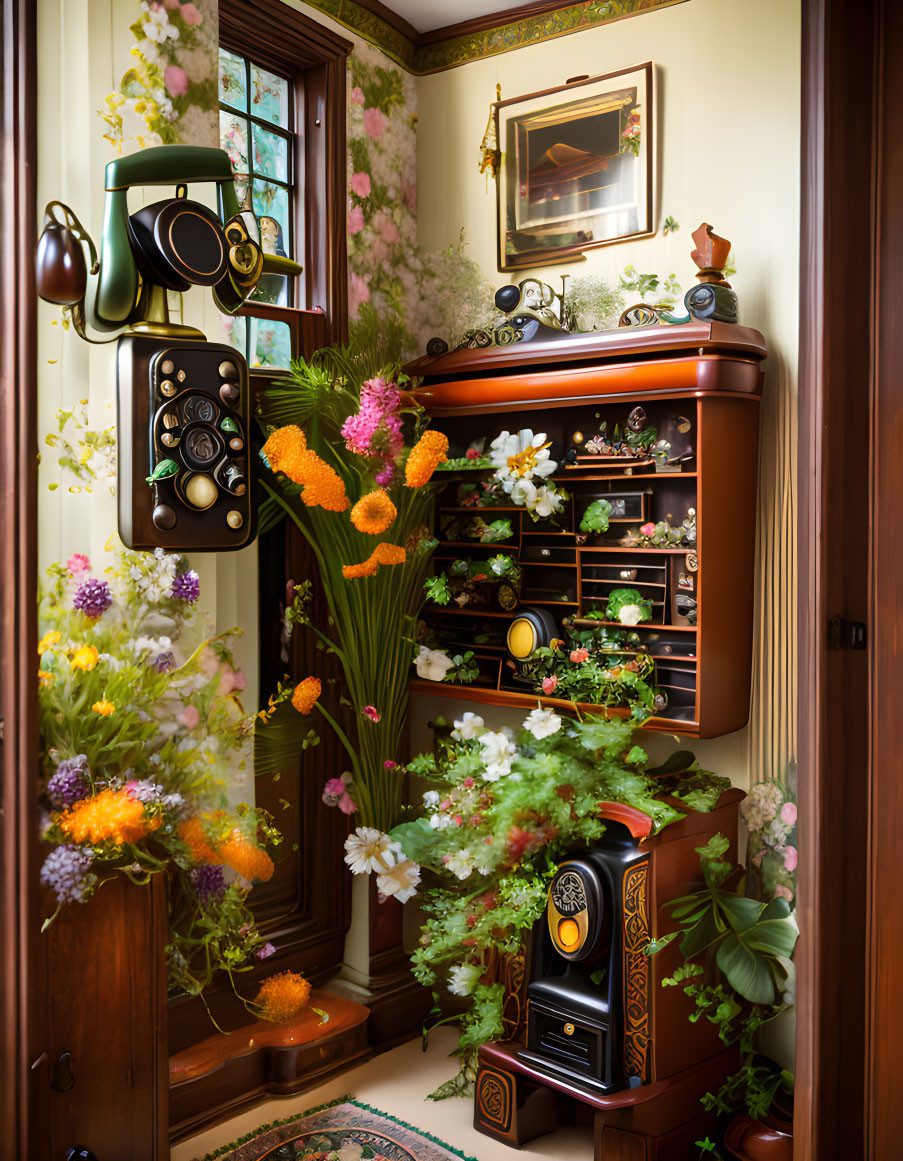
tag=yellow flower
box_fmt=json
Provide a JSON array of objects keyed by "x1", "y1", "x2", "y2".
[
  {"x1": 38, "y1": 670, "x2": 54, "y2": 687},
  {"x1": 342, "y1": 541, "x2": 406, "y2": 579},
  {"x1": 92, "y1": 699, "x2": 115, "y2": 716},
  {"x1": 71, "y1": 645, "x2": 99, "y2": 672},
  {"x1": 255, "y1": 971, "x2": 312, "y2": 1023},
  {"x1": 350, "y1": 489, "x2": 397, "y2": 535},
  {"x1": 292, "y1": 676, "x2": 322, "y2": 715},
  {"x1": 405, "y1": 430, "x2": 448, "y2": 488},
  {"x1": 38, "y1": 630, "x2": 61, "y2": 654}
]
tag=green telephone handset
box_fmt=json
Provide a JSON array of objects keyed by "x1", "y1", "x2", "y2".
[{"x1": 36, "y1": 144, "x2": 295, "y2": 337}]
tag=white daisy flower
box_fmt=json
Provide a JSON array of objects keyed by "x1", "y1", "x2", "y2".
[
  {"x1": 524, "y1": 707, "x2": 563, "y2": 739},
  {"x1": 451, "y1": 711, "x2": 485, "y2": 740},
  {"x1": 376, "y1": 859, "x2": 421, "y2": 904},
  {"x1": 414, "y1": 645, "x2": 455, "y2": 682},
  {"x1": 478, "y1": 730, "x2": 517, "y2": 781},
  {"x1": 489, "y1": 429, "x2": 558, "y2": 492},
  {"x1": 448, "y1": 962, "x2": 482, "y2": 997},
  {"x1": 444, "y1": 849, "x2": 477, "y2": 880},
  {"x1": 429, "y1": 812, "x2": 453, "y2": 831},
  {"x1": 343, "y1": 827, "x2": 401, "y2": 875}
]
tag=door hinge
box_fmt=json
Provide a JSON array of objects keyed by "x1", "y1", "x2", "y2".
[{"x1": 828, "y1": 616, "x2": 867, "y2": 650}]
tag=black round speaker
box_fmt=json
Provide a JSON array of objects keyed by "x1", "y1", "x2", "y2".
[
  {"x1": 128, "y1": 198, "x2": 228, "y2": 292},
  {"x1": 495, "y1": 283, "x2": 522, "y2": 313}
]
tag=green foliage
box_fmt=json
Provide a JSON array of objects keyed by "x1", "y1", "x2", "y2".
[
  {"x1": 565, "y1": 274, "x2": 625, "y2": 332},
  {"x1": 619, "y1": 265, "x2": 682, "y2": 308},
  {"x1": 580, "y1": 498, "x2": 613, "y2": 534},
  {"x1": 443, "y1": 651, "x2": 480, "y2": 684},
  {"x1": 400, "y1": 712, "x2": 727, "y2": 1096},
  {"x1": 663, "y1": 216, "x2": 680, "y2": 235},
  {"x1": 424, "y1": 574, "x2": 451, "y2": 605},
  {"x1": 350, "y1": 55, "x2": 406, "y2": 114}
]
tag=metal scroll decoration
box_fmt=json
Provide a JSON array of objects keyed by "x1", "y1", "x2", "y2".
[
  {"x1": 425, "y1": 276, "x2": 568, "y2": 356},
  {"x1": 622, "y1": 861, "x2": 651, "y2": 1082},
  {"x1": 619, "y1": 221, "x2": 740, "y2": 328}
]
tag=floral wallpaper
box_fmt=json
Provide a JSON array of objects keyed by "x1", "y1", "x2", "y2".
[
  {"x1": 346, "y1": 43, "x2": 494, "y2": 357},
  {"x1": 100, "y1": 0, "x2": 218, "y2": 155}
]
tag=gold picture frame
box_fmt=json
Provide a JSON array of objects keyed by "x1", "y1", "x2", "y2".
[{"x1": 495, "y1": 63, "x2": 654, "y2": 271}]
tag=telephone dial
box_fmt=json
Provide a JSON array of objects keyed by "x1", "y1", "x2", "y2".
[{"x1": 35, "y1": 145, "x2": 298, "y2": 552}]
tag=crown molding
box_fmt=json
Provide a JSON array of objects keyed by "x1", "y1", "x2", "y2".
[{"x1": 303, "y1": 0, "x2": 688, "y2": 74}]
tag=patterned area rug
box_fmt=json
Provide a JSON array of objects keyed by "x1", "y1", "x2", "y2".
[{"x1": 198, "y1": 1099, "x2": 478, "y2": 1161}]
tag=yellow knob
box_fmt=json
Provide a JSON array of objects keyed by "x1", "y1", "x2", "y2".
[
  {"x1": 507, "y1": 617, "x2": 537, "y2": 659},
  {"x1": 558, "y1": 918, "x2": 580, "y2": 949}
]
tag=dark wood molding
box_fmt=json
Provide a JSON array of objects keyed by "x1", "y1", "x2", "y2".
[
  {"x1": 416, "y1": 1, "x2": 593, "y2": 47},
  {"x1": 796, "y1": 0, "x2": 875, "y2": 1157},
  {"x1": 219, "y1": 0, "x2": 350, "y2": 343},
  {"x1": 0, "y1": 0, "x2": 43, "y2": 1156}
]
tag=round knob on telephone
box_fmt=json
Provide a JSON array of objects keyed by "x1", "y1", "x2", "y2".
[{"x1": 35, "y1": 202, "x2": 92, "y2": 306}]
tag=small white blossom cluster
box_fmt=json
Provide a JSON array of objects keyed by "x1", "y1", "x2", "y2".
[{"x1": 343, "y1": 826, "x2": 421, "y2": 904}]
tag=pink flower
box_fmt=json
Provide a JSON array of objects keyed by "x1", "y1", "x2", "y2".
[
  {"x1": 780, "y1": 801, "x2": 797, "y2": 826},
  {"x1": 349, "y1": 272, "x2": 370, "y2": 319},
  {"x1": 348, "y1": 205, "x2": 365, "y2": 235},
  {"x1": 350, "y1": 86, "x2": 365, "y2": 107},
  {"x1": 363, "y1": 106, "x2": 388, "y2": 139},
  {"x1": 219, "y1": 665, "x2": 247, "y2": 695},
  {"x1": 363, "y1": 705, "x2": 381, "y2": 723},
  {"x1": 403, "y1": 183, "x2": 417, "y2": 214},
  {"x1": 322, "y1": 777, "x2": 347, "y2": 804},
  {"x1": 380, "y1": 218, "x2": 399, "y2": 245},
  {"x1": 371, "y1": 238, "x2": 388, "y2": 262},
  {"x1": 338, "y1": 792, "x2": 357, "y2": 815},
  {"x1": 164, "y1": 65, "x2": 189, "y2": 97},
  {"x1": 178, "y1": 704, "x2": 200, "y2": 730},
  {"x1": 180, "y1": 2, "x2": 203, "y2": 24},
  {"x1": 67, "y1": 553, "x2": 91, "y2": 575},
  {"x1": 570, "y1": 648, "x2": 589, "y2": 664},
  {"x1": 466, "y1": 448, "x2": 481, "y2": 460},
  {"x1": 453, "y1": 814, "x2": 464, "y2": 827},
  {"x1": 463, "y1": 777, "x2": 475, "y2": 788},
  {"x1": 783, "y1": 846, "x2": 798, "y2": 872},
  {"x1": 640, "y1": 522, "x2": 656, "y2": 536},
  {"x1": 384, "y1": 760, "x2": 398, "y2": 770},
  {"x1": 773, "y1": 883, "x2": 794, "y2": 902},
  {"x1": 375, "y1": 461, "x2": 396, "y2": 486},
  {"x1": 349, "y1": 171, "x2": 372, "y2": 198},
  {"x1": 542, "y1": 675, "x2": 558, "y2": 695}
]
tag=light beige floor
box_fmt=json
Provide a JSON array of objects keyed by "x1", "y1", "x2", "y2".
[{"x1": 173, "y1": 1027, "x2": 594, "y2": 1161}]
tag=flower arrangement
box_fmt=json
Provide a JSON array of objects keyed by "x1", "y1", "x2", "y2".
[
  {"x1": 99, "y1": 1, "x2": 218, "y2": 153},
  {"x1": 257, "y1": 333, "x2": 443, "y2": 836},
  {"x1": 346, "y1": 709, "x2": 730, "y2": 1097},
  {"x1": 37, "y1": 547, "x2": 290, "y2": 1010},
  {"x1": 741, "y1": 771, "x2": 798, "y2": 904},
  {"x1": 487, "y1": 428, "x2": 567, "y2": 521},
  {"x1": 424, "y1": 555, "x2": 521, "y2": 612}
]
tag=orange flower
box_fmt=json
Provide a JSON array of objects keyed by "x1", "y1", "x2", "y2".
[
  {"x1": 350, "y1": 490, "x2": 397, "y2": 535},
  {"x1": 296, "y1": 450, "x2": 350, "y2": 512},
  {"x1": 91, "y1": 699, "x2": 115, "y2": 715},
  {"x1": 405, "y1": 430, "x2": 448, "y2": 487},
  {"x1": 342, "y1": 541, "x2": 406, "y2": 579},
  {"x1": 262, "y1": 426, "x2": 308, "y2": 480},
  {"x1": 255, "y1": 970, "x2": 312, "y2": 1023},
  {"x1": 179, "y1": 815, "x2": 222, "y2": 865},
  {"x1": 60, "y1": 788, "x2": 151, "y2": 846},
  {"x1": 219, "y1": 828, "x2": 275, "y2": 883},
  {"x1": 292, "y1": 676, "x2": 322, "y2": 715}
]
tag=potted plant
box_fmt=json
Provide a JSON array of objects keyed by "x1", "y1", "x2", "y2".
[{"x1": 648, "y1": 833, "x2": 798, "y2": 1160}]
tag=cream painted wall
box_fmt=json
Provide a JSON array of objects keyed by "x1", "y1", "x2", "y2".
[
  {"x1": 412, "y1": 0, "x2": 801, "y2": 788},
  {"x1": 36, "y1": 0, "x2": 260, "y2": 719}
]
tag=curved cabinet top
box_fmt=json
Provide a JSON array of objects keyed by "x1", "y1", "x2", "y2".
[{"x1": 406, "y1": 322, "x2": 767, "y2": 415}]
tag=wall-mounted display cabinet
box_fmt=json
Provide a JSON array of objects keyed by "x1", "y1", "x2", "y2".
[{"x1": 408, "y1": 323, "x2": 766, "y2": 739}]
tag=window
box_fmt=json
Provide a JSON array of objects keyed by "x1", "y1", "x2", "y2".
[{"x1": 218, "y1": 47, "x2": 295, "y2": 371}]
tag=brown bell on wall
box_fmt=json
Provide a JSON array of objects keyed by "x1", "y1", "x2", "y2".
[{"x1": 35, "y1": 201, "x2": 89, "y2": 305}]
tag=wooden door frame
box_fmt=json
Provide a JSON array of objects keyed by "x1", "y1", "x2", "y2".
[{"x1": 0, "y1": 0, "x2": 44, "y2": 1158}]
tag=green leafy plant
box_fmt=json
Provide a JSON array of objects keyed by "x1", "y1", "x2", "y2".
[
  {"x1": 606, "y1": 587, "x2": 653, "y2": 625},
  {"x1": 619, "y1": 265, "x2": 682, "y2": 309},
  {"x1": 580, "y1": 498, "x2": 613, "y2": 534},
  {"x1": 424, "y1": 574, "x2": 452, "y2": 605},
  {"x1": 395, "y1": 712, "x2": 729, "y2": 1098},
  {"x1": 648, "y1": 835, "x2": 799, "y2": 1121}
]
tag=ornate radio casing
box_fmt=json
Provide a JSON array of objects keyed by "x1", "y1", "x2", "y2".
[{"x1": 520, "y1": 825, "x2": 651, "y2": 1094}]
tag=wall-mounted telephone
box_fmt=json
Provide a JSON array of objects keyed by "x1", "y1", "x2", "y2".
[{"x1": 35, "y1": 145, "x2": 298, "y2": 552}]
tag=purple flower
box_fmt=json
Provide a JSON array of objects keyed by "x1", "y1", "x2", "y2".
[
  {"x1": 151, "y1": 650, "x2": 175, "y2": 673},
  {"x1": 191, "y1": 864, "x2": 226, "y2": 903},
  {"x1": 73, "y1": 578, "x2": 112, "y2": 619},
  {"x1": 256, "y1": 941, "x2": 276, "y2": 960},
  {"x1": 47, "y1": 755, "x2": 90, "y2": 808},
  {"x1": 40, "y1": 845, "x2": 96, "y2": 905},
  {"x1": 171, "y1": 570, "x2": 200, "y2": 603}
]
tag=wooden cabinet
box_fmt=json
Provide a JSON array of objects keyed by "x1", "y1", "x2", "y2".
[{"x1": 408, "y1": 322, "x2": 766, "y2": 738}]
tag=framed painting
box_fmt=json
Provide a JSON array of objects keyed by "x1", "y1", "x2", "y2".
[{"x1": 495, "y1": 63, "x2": 654, "y2": 270}]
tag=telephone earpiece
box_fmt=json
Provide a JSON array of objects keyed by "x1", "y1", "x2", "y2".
[{"x1": 127, "y1": 186, "x2": 229, "y2": 293}]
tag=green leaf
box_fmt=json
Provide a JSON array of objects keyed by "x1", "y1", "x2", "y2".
[
  {"x1": 715, "y1": 933, "x2": 778, "y2": 1004},
  {"x1": 742, "y1": 916, "x2": 799, "y2": 959},
  {"x1": 389, "y1": 818, "x2": 444, "y2": 866},
  {"x1": 679, "y1": 909, "x2": 723, "y2": 960},
  {"x1": 717, "y1": 895, "x2": 766, "y2": 933},
  {"x1": 254, "y1": 698, "x2": 311, "y2": 778}
]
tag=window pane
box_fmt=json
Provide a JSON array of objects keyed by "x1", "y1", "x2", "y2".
[
  {"x1": 251, "y1": 318, "x2": 292, "y2": 370},
  {"x1": 220, "y1": 110, "x2": 249, "y2": 175},
  {"x1": 250, "y1": 63, "x2": 289, "y2": 127},
  {"x1": 219, "y1": 48, "x2": 247, "y2": 110},
  {"x1": 253, "y1": 124, "x2": 289, "y2": 183},
  {"x1": 252, "y1": 180, "x2": 290, "y2": 257},
  {"x1": 251, "y1": 274, "x2": 290, "y2": 307},
  {"x1": 221, "y1": 313, "x2": 249, "y2": 363}
]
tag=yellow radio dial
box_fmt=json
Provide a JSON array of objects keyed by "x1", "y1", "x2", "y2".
[{"x1": 507, "y1": 617, "x2": 537, "y2": 659}]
